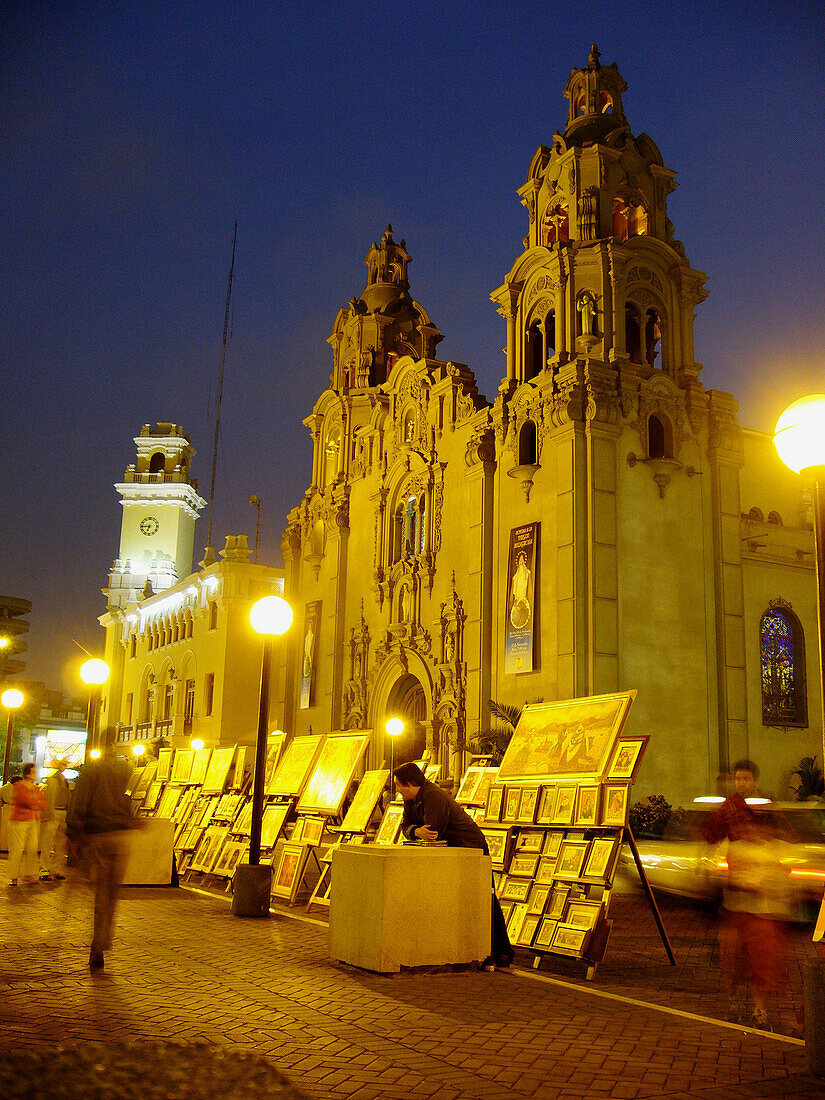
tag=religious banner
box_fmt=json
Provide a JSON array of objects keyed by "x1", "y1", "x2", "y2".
[
  {"x1": 300, "y1": 600, "x2": 321, "y2": 709},
  {"x1": 504, "y1": 523, "x2": 538, "y2": 674}
]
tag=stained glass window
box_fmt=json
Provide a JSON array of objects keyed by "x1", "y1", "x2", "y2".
[{"x1": 761, "y1": 607, "x2": 807, "y2": 727}]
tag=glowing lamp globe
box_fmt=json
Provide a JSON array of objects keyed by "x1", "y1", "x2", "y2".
[
  {"x1": 774, "y1": 395, "x2": 825, "y2": 474},
  {"x1": 386, "y1": 718, "x2": 404, "y2": 737},
  {"x1": 250, "y1": 595, "x2": 293, "y2": 636},
  {"x1": 0, "y1": 637, "x2": 9, "y2": 649},
  {"x1": 1, "y1": 688, "x2": 24, "y2": 710},
  {"x1": 132, "y1": 743, "x2": 146, "y2": 757},
  {"x1": 190, "y1": 738, "x2": 205, "y2": 751},
  {"x1": 89, "y1": 749, "x2": 101, "y2": 760},
  {"x1": 80, "y1": 659, "x2": 110, "y2": 686}
]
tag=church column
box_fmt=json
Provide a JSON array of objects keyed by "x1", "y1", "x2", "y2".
[
  {"x1": 706, "y1": 392, "x2": 748, "y2": 771},
  {"x1": 463, "y1": 427, "x2": 497, "y2": 743}
]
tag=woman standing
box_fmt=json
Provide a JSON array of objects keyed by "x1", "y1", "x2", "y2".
[{"x1": 8, "y1": 763, "x2": 46, "y2": 886}]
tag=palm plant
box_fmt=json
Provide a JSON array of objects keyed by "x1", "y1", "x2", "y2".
[
  {"x1": 468, "y1": 698, "x2": 540, "y2": 765},
  {"x1": 790, "y1": 755, "x2": 825, "y2": 801}
]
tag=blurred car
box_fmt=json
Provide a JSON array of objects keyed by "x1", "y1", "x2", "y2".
[{"x1": 619, "y1": 801, "x2": 825, "y2": 919}]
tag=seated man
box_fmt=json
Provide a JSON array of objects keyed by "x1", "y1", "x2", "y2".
[{"x1": 393, "y1": 761, "x2": 514, "y2": 971}]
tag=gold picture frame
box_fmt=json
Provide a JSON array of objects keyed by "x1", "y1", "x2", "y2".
[
  {"x1": 515, "y1": 829, "x2": 544, "y2": 853},
  {"x1": 534, "y1": 917, "x2": 559, "y2": 949},
  {"x1": 554, "y1": 841, "x2": 590, "y2": 880},
  {"x1": 551, "y1": 922, "x2": 590, "y2": 957},
  {"x1": 516, "y1": 786, "x2": 540, "y2": 825},
  {"x1": 552, "y1": 785, "x2": 577, "y2": 825},
  {"x1": 485, "y1": 785, "x2": 504, "y2": 823},
  {"x1": 516, "y1": 913, "x2": 541, "y2": 947},
  {"x1": 260, "y1": 802, "x2": 291, "y2": 848},
  {"x1": 536, "y1": 785, "x2": 556, "y2": 824},
  {"x1": 374, "y1": 803, "x2": 404, "y2": 845},
  {"x1": 546, "y1": 884, "x2": 570, "y2": 920},
  {"x1": 189, "y1": 747, "x2": 212, "y2": 786},
  {"x1": 297, "y1": 732, "x2": 371, "y2": 816},
  {"x1": 601, "y1": 783, "x2": 630, "y2": 826},
  {"x1": 472, "y1": 768, "x2": 499, "y2": 808},
  {"x1": 156, "y1": 785, "x2": 182, "y2": 819},
  {"x1": 268, "y1": 734, "x2": 326, "y2": 799},
  {"x1": 156, "y1": 748, "x2": 172, "y2": 782},
  {"x1": 202, "y1": 745, "x2": 237, "y2": 794},
  {"x1": 574, "y1": 784, "x2": 600, "y2": 826},
  {"x1": 481, "y1": 828, "x2": 512, "y2": 870},
  {"x1": 272, "y1": 843, "x2": 311, "y2": 903},
  {"x1": 498, "y1": 691, "x2": 636, "y2": 782},
  {"x1": 565, "y1": 899, "x2": 602, "y2": 931},
  {"x1": 300, "y1": 817, "x2": 325, "y2": 846},
  {"x1": 582, "y1": 836, "x2": 619, "y2": 881},
  {"x1": 509, "y1": 854, "x2": 540, "y2": 878},
  {"x1": 500, "y1": 876, "x2": 532, "y2": 903},
  {"x1": 263, "y1": 732, "x2": 287, "y2": 794},
  {"x1": 535, "y1": 857, "x2": 556, "y2": 885},
  {"x1": 507, "y1": 902, "x2": 530, "y2": 941},
  {"x1": 339, "y1": 769, "x2": 389, "y2": 833},
  {"x1": 542, "y1": 831, "x2": 563, "y2": 858},
  {"x1": 172, "y1": 749, "x2": 194, "y2": 784},
  {"x1": 503, "y1": 786, "x2": 522, "y2": 824},
  {"x1": 456, "y1": 766, "x2": 485, "y2": 803},
  {"x1": 607, "y1": 736, "x2": 649, "y2": 782},
  {"x1": 527, "y1": 883, "x2": 551, "y2": 916}
]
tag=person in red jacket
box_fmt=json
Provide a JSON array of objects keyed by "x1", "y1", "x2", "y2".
[{"x1": 8, "y1": 763, "x2": 46, "y2": 886}]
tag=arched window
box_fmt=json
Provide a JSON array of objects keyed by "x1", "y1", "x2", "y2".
[
  {"x1": 599, "y1": 90, "x2": 613, "y2": 114},
  {"x1": 761, "y1": 605, "x2": 807, "y2": 727},
  {"x1": 625, "y1": 303, "x2": 642, "y2": 362},
  {"x1": 644, "y1": 309, "x2": 662, "y2": 367},
  {"x1": 648, "y1": 416, "x2": 666, "y2": 459},
  {"x1": 392, "y1": 489, "x2": 427, "y2": 562},
  {"x1": 768, "y1": 511, "x2": 783, "y2": 526},
  {"x1": 525, "y1": 322, "x2": 543, "y2": 380},
  {"x1": 149, "y1": 452, "x2": 165, "y2": 474},
  {"x1": 519, "y1": 421, "x2": 538, "y2": 466},
  {"x1": 613, "y1": 197, "x2": 648, "y2": 241},
  {"x1": 748, "y1": 507, "x2": 764, "y2": 523},
  {"x1": 543, "y1": 204, "x2": 569, "y2": 247}
]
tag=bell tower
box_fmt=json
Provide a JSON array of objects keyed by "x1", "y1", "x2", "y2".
[{"x1": 105, "y1": 423, "x2": 206, "y2": 609}]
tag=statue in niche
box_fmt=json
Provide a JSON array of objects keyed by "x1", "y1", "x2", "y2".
[
  {"x1": 577, "y1": 291, "x2": 596, "y2": 336},
  {"x1": 399, "y1": 587, "x2": 409, "y2": 622}
]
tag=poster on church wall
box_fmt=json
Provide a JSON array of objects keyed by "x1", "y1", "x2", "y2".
[
  {"x1": 504, "y1": 523, "x2": 538, "y2": 674},
  {"x1": 300, "y1": 600, "x2": 321, "y2": 709}
]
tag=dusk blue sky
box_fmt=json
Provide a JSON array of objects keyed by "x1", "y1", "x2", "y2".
[{"x1": 4, "y1": 1, "x2": 824, "y2": 693}]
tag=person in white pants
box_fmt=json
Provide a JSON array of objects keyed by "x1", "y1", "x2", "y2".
[
  {"x1": 8, "y1": 763, "x2": 45, "y2": 885},
  {"x1": 39, "y1": 759, "x2": 70, "y2": 881}
]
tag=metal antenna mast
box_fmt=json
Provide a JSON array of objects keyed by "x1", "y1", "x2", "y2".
[{"x1": 206, "y1": 220, "x2": 238, "y2": 550}]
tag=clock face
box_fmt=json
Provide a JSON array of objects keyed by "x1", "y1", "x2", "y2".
[{"x1": 140, "y1": 516, "x2": 159, "y2": 536}]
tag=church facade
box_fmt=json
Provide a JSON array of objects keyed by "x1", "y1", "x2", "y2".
[{"x1": 280, "y1": 49, "x2": 819, "y2": 805}]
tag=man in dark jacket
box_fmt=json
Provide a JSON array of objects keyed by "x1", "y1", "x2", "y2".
[
  {"x1": 394, "y1": 761, "x2": 513, "y2": 971},
  {"x1": 66, "y1": 747, "x2": 134, "y2": 970}
]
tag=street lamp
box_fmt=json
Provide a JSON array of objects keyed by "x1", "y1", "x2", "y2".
[
  {"x1": 386, "y1": 717, "x2": 404, "y2": 796},
  {"x1": 190, "y1": 738, "x2": 205, "y2": 751},
  {"x1": 1, "y1": 687, "x2": 24, "y2": 784},
  {"x1": 80, "y1": 658, "x2": 110, "y2": 758},
  {"x1": 774, "y1": 394, "x2": 825, "y2": 761},
  {"x1": 233, "y1": 594, "x2": 293, "y2": 918},
  {"x1": 131, "y1": 743, "x2": 146, "y2": 758}
]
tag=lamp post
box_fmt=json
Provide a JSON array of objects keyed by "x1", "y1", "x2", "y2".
[
  {"x1": 774, "y1": 395, "x2": 825, "y2": 764},
  {"x1": 385, "y1": 717, "x2": 404, "y2": 796},
  {"x1": 1, "y1": 688, "x2": 24, "y2": 784},
  {"x1": 80, "y1": 658, "x2": 110, "y2": 758},
  {"x1": 233, "y1": 594, "x2": 293, "y2": 918}
]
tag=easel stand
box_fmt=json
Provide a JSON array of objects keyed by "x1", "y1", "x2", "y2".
[{"x1": 622, "y1": 825, "x2": 675, "y2": 965}]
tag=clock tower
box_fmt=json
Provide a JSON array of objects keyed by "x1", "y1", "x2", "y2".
[{"x1": 105, "y1": 423, "x2": 206, "y2": 609}]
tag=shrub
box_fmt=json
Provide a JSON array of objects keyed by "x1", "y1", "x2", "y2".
[{"x1": 629, "y1": 794, "x2": 679, "y2": 838}]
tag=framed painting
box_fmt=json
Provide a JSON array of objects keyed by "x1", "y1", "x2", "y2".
[
  {"x1": 340, "y1": 769, "x2": 389, "y2": 833},
  {"x1": 542, "y1": 831, "x2": 563, "y2": 858},
  {"x1": 197, "y1": 798, "x2": 219, "y2": 827},
  {"x1": 231, "y1": 746, "x2": 247, "y2": 790},
  {"x1": 485, "y1": 785, "x2": 504, "y2": 823},
  {"x1": 499, "y1": 901, "x2": 515, "y2": 924},
  {"x1": 270, "y1": 735, "x2": 326, "y2": 799},
  {"x1": 500, "y1": 876, "x2": 532, "y2": 903},
  {"x1": 536, "y1": 785, "x2": 556, "y2": 825},
  {"x1": 173, "y1": 786, "x2": 198, "y2": 823},
  {"x1": 534, "y1": 918, "x2": 559, "y2": 950},
  {"x1": 156, "y1": 748, "x2": 173, "y2": 782},
  {"x1": 516, "y1": 829, "x2": 544, "y2": 853},
  {"x1": 272, "y1": 843, "x2": 311, "y2": 903},
  {"x1": 298, "y1": 733, "x2": 370, "y2": 816},
  {"x1": 481, "y1": 828, "x2": 512, "y2": 870},
  {"x1": 291, "y1": 817, "x2": 305, "y2": 842},
  {"x1": 516, "y1": 914, "x2": 541, "y2": 948},
  {"x1": 583, "y1": 836, "x2": 619, "y2": 881},
  {"x1": 509, "y1": 854, "x2": 540, "y2": 878},
  {"x1": 554, "y1": 841, "x2": 590, "y2": 880},
  {"x1": 601, "y1": 783, "x2": 630, "y2": 827},
  {"x1": 216, "y1": 793, "x2": 241, "y2": 820},
  {"x1": 189, "y1": 747, "x2": 212, "y2": 786},
  {"x1": 202, "y1": 745, "x2": 237, "y2": 794},
  {"x1": 172, "y1": 749, "x2": 194, "y2": 784},
  {"x1": 424, "y1": 763, "x2": 441, "y2": 781},
  {"x1": 262, "y1": 732, "x2": 287, "y2": 794},
  {"x1": 301, "y1": 817, "x2": 325, "y2": 846},
  {"x1": 575, "y1": 784, "x2": 600, "y2": 827},
  {"x1": 156, "y1": 785, "x2": 182, "y2": 819},
  {"x1": 516, "y1": 786, "x2": 540, "y2": 825},
  {"x1": 547, "y1": 884, "x2": 570, "y2": 920},
  {"x1": 456, "y1": 766, "x2": 484, "y2": 804},
  {"x1": 233, "y1": 799, "x2": 254, "y2": 835},
  {"x1": 498, "y1": 691, "x2": 637, "y2": 782},
  {"x1": 132, "y1": 761, "x2": 158, "y2": 798},
  {"x1": 507, "y1": 903, "x2": 530, "y2": 942},
  {"x1": 213, "y1": 839, "x2": 247, "y2": 877},
  {"x1": 551, "y1": 923, "x2": 590, "y2": 957},
  {"x1": 143, "y1": 781, "x2": 163, "y2": 813},
  {"x1": 191, "y1": 825, "x2": 229, "y2": 872},
  {"x1": 527, "y1": 883, "x2": 551, "y2": 916},
  {"x1": 374, "y1": 803, "x2": 405, "y2": 845},
  {"x1": 503, "y1": 787, "x2": 522, "y2": 824},
  {"x1": 261, "y1": 802, "x2": 291, "y2": 848},
  {"x1": 565, "y1": 899, "x2": 603, "y2": 931},
  {"x1": 473, "y1": 768, "x2": 499, "y2": 808},
  {"x1": 552, "y1": 786, "x2": 577, "y2": 825},
  {"x1": 535, "y1": 857, "x2": 556, "y2": 885},
  {"x1": 607, "y1": 736, "x2": 649, "y2": 782}
]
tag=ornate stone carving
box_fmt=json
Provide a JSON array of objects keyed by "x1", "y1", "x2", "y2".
[{"x1": 465, "y1": 427, "x2": 496, "y2": 468}]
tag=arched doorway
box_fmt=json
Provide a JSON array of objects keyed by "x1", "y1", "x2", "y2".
[{"x1": 385, "y1": 673, "x2": 427, "y2": 765}]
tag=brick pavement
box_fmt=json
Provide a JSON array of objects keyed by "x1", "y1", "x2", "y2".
[{"x1": 0, "y1": 873, "x2": 822, "y2": 1100}]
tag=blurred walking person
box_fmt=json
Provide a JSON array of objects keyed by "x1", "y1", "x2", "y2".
[
  {"x1": 8, "y1": 763, "x2": 46, "y2": 886},
  {"x1": 66, "y1": 747, "x2": 134, "y2": 970},
  {"x1": 703, "y1": 759, "x2": 792, "y2": 1030},
  {"x1": 39, "y1": 758, "x2": 71, "y2": 881}
]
